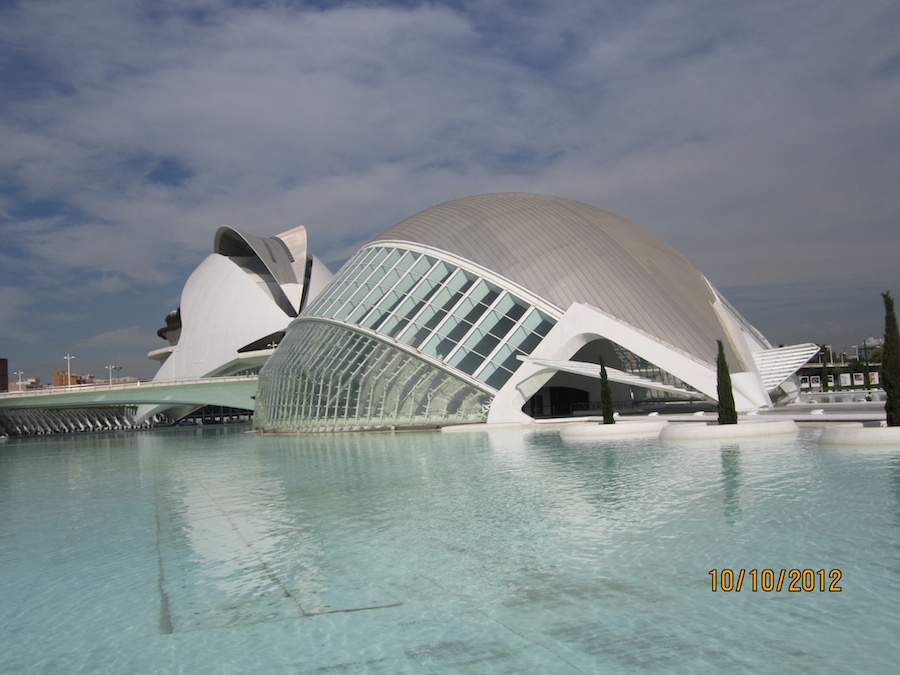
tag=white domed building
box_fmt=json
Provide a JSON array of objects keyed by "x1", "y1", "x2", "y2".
[
  {"x1": 254, "y1": 194, "x2": 817, "y2": 432},
  {"x1": 139, "y1": 224, "x2": 333, "y2": 423}
]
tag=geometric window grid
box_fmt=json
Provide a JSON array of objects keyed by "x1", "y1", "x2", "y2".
[
  {"x1": 254, "y1": 320, "x2": 492, "y2": 432},
  {"x1": 305, "y1": 245, "x2": 556, "y2": 391}
]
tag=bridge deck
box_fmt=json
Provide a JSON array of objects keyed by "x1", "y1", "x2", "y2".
[{"x1": 0, "y1": 376, "x2": 259, "y2": 411}]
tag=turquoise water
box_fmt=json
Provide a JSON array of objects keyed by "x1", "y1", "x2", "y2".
[{"x1": 1, "y1": 425, "x2": 898, "y2": 673}]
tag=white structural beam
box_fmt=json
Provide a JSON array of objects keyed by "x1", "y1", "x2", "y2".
[
  {"x1": 519, "y1": 357, "x2": 698, "y2": 398},
  {"x1": 752, "y1": 343, "x2": 822, "y2": 390},
  {"x1": 488, "y1": 302, "x2": 768, "y2": 424}
]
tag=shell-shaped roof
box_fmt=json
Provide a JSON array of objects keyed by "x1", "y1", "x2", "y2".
[
  {"x1": 372, "y1": 193, "x2": 729, "y2": 365},
  {"x1": 214, "y1": 226, "x2": 302, "y2": 287}
]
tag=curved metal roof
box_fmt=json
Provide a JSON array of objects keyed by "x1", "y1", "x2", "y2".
[
  {"x1": 213, "y1": 226, "x2": 299, "y2": 287},
  {"x1": 371, "y1": 193, "x2": 733, "y2": 365}
]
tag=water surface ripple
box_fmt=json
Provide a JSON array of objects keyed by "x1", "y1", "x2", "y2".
[{"x1": 1, "y1": 426, "x2": 898, "y2": 672}]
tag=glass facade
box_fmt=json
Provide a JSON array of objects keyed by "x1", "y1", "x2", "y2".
[
  {"x1": 254, "y1": 321, "x2": 492, "y2": 432},
  {"x1": 305, "y1": 246, "x2": 555, "y2": 389},
  {"x1": 254, "y1": 245, "x2": 557, "y2": 432},
  {"x1": 608, "y1": 343, "x2": 700, "y2": 396}
]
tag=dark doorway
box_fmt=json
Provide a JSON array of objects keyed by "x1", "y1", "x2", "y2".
[{"x1": 525, "y1": 386, "x2": 590, "y2": 418}]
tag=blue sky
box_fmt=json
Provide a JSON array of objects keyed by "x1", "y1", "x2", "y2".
[{"x1": 2, "y1": 0, "x2": 899, "y2": 382}]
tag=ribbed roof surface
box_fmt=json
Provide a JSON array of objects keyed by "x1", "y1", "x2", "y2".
[
  {"x1": 372, "y1": 193, "x2": 730, "y2": 365},
  {"x1": 214, "y1": 226, "x2": 298, "y2": 286}
]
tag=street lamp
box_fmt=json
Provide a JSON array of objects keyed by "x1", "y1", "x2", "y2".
[
  {"x1": 64, "y1": 354, "x2": 75, "y2": 389},
  {"x1": 105, "y1": 364, "x2": 120, "y2": 388},
  {"x1": 13, "y1": 371, "x2": 23, "y2": 390}
]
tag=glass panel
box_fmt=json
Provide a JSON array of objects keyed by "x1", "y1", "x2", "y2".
[
  {"x1": 423, "y1": 332, "x2": 457, "y2": 359},
  {"x1": 446, "y1": 269, "x2": 476, "y2": 294},
  {"x1": 496, "y1": 343, "x2": 525, "y2": 374},
  {"x1": 380, "y1": 313, "x2": 408, "y2": 338},
  {"x1": 484, "y1": 364, "x2": 513, "y2": 390},
  {"x1": 463, "y1": 328, "x2": 502, "y2": 358},
  {"x1": 347, "y1": 299, "x2": 377, "y2": 324},
  {"x1": 408, "y1": 254, "x2": 433, "y2": 278},
  {"x1": 395, "y1": 293, "x2": 429, "y2": 323},
  {"x1": 405, "y1": 320, "x2": 439, "y2": 349},
  {"x1": 466, "y1": 280, "x2": 491, "y2": 305},
  {"x1": 397, "y1": 278, "x2": 464, "y2": 344},
  {"x1": 254, "y1": 320, "x2": 491, "y2": 432},
  {"x1": 452, "y1": 349, "x2": 484, "y2": 376},
  {"x1": 361, "y1": 307, "x2": 392, "y2": 331},
  {"x1": 346, "y1": 279, "x2": 379, "y2": 306},
  {"x1": 510, "y1": 325, "x2": 542, "y2": 355},
  {"x1": 444, "y1": 317, "x2": 475, "y2": 345},
  {"x1": 376, "y1": 266, "x2": 403, "y2": 289},
  {"x1": 364, "y1": 290, "x2": 404, "y2": 327},
  {"x1": 391, "y1": 269, "x2": 419, "y2": 296},
  {"x1": 486, "y1": 313, "x2": 516, "y2": 340},
  {"x1": 382, "y1": 247, "x2": 404, "y2": 266},
  {"x1": 359, "y1": 247, "x2": 380, "y2": 265},
  {"x1": 422, "y1": 259, "x2": 452, "y2": 286}
]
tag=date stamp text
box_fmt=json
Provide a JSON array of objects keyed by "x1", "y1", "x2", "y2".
[{"x1": 709, "y1": 568, "x2": 842, "y2": 592}]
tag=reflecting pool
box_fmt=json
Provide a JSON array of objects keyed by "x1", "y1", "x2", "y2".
[{"x1": 1, "y1": 426, "x2": 899, "y2": 673}]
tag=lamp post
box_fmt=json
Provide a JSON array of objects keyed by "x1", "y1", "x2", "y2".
[
  {"x1": 13, "y1": 370, "x2": 23, "y2": 391},
  {"x1": 64, "y1": 354, "x2": 75, "y2": 389},
  {"x1": 105, "y1": 364, "x2": 119, "y2": 388}
]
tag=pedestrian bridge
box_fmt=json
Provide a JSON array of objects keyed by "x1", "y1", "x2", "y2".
[
  {"x1": 0, "y1": 377, "x2": 258, "y2": 436},
  {"x1": 0, "y1": 376, "x2": 258, "y2": 411}
]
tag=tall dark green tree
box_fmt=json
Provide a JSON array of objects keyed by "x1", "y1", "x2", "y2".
[
  {"x1": 599, "y1": 354, "x2": 615, "y2": 424},
  {"x1": 716, "y1": 340, "x2": 738, "y2": 425},
  {"x1": 820, "y1": 344, "x2": 830, "y2": 392},
  {"x1": 882, "y1": 291, "x2": 900, "y2": 427}
]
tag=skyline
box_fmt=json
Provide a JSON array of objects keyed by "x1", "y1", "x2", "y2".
[{"x1": 2, "y1": 1, "x2": 899, "y2": 382}]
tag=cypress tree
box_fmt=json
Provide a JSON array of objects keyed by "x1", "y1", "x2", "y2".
[
  {"x1": 599, "y1": 354, "x2": 615, "y2": 424},
  {"x1": 882, "y1": 292, "x2": 900, "y2": 427},
  {"x1": 820, "y1": 345, "x2": 829, "y2": 392},
  {"x1": 716, "y1": 340, "x2": 738, "y2": 425}
]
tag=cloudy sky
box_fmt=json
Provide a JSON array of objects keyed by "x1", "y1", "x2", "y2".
[{"x1": 2, "y1": 0, "x2": 899, "y2": 383}]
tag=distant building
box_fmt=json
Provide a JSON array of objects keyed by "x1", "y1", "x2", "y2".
[
  {"x1": 255, "y1": 193, "x2": 819, "y2": 433},
  {"x1": 8, "y1": 377, "x2": 41, "y2": 392},
  {"x1": 0, "y1": 358, "x2": 7, "y2": 392},
  {"x1": 53, "y1": 370, "x2": 88, "y2": 387}
]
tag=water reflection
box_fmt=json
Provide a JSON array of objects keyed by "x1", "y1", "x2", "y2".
[
  {"x1": 140, "y1": 429, "x2": 329, "y2": 630},
  {"x1": 890, "y1": 455, "x2": 900, "y2": 526},
  {"x1": 720, "y1": 443, "x2": 743, "y2": 524},
  {"x1": 2, "y1": 426, "x2": 900, "y2": 673}
]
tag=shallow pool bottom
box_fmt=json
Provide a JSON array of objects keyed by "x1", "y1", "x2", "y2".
[{"x1": 1, "y1": 426, "x2": 898, "y2": 672}]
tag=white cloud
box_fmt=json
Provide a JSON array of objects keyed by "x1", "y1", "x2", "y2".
[
  {"x1": 0, "y1": 286, "x2": 39, "y2": 342},
  {"x1": 1, "y1": 0, "x2": 899, "y2": 378}
]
